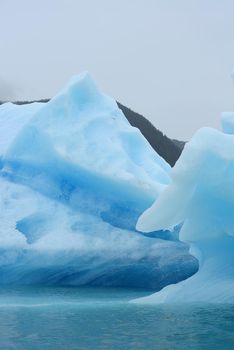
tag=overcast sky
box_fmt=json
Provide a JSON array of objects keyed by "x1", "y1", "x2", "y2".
[{"x1": 1, "y1": 0, "x2": 234, "y2": 139}]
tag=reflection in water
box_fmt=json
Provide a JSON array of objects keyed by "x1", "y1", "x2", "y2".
[{"x1": 0, "y1": 287, "x2": 233, "y2": 350}]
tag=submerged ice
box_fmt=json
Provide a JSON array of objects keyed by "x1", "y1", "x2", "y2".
[
  {"x1": 136, "y1": 119, "x2": 234, "y2": 302},
  {"x1": 0, "y1": 72, "x2": 197, "y2": 289}
]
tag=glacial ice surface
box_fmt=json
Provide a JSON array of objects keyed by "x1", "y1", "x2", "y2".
[
  {"x1": 0, "y1": 72, "x2": 198, "y2": 289},
  {"x1": 136, "y1": 121, "x2": 234, "y2": 302}
]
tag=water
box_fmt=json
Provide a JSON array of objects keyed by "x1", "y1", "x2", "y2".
[{"x1": 0, "y1": 287, "x2": 233, "y2": 350}]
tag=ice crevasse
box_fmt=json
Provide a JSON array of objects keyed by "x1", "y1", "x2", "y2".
[
  {"x1": 136, "y1": 111, "x2": 234, "y2": 302},
  {"x1": 0, "y1": 72, "x2": 198, "y2": 289}
]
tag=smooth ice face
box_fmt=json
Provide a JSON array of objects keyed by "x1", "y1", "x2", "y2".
[
  {"x1": 136, "y1": 125, "x2": 234, "y2": 303},
  {"x1": 0, "y1": 73, "x2": 197, "y2": 289}
]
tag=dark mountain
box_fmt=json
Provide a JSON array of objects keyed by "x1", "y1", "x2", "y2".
[
  {"x1": 172, "y1": 139, "x2": 185, "y2": 151},
  {"x1": 117, "y1": 103, "x2": 184, "y2": 166},
  {"x1": 0, "y1": 99, "x2": 184, "y2": 166}
]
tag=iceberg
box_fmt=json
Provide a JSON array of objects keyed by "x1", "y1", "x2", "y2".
[
  {"x1": 0, "y1": 72, "x2": 198, "y2": 289},
  {"x1": 136, "y1": 120, "x2": 234, "y2": 302}
]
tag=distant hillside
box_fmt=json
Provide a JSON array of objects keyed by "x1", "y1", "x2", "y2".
[
  {"x1": 0, "y1": 99, "x2": 184, "y2": 166},
  {"x1": 172, "y1": 139, "x2": 185, "y2": 150},
  {"x1": 117, "y1": 103, "x2": 184, "y2": 166}
]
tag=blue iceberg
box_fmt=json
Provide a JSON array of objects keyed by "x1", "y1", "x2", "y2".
[
  {"x1": 136, "y1": 114, "x2": 234, "y2": 301},
  {"x1": 0, "y1": 72, "x2": 197, "y2": 289}
]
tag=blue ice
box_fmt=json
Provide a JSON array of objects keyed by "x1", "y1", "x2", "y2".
[
  {"x1": 136, "y1": 120, "x2": 234, "y2": 302},
  {"x1": 0, "y1": 72, "x2": 197, "y2": 289}
]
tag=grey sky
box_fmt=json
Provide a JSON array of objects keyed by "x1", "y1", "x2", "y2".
[{"x1": 1, "y1": 0, "x2": 234, "y2": 139}]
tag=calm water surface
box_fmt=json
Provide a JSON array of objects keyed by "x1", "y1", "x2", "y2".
[{"x1": 0, "y1": 286, "x2": 233, "y2": 350}]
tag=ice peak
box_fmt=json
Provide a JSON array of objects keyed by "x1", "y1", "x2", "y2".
[
  {"x1": 221, "y1": 112, "x2": 234, "y2": 134},
  {"x1": 53, "y1": 71, "x2": 101, "y2": 108}
]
